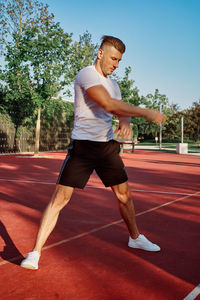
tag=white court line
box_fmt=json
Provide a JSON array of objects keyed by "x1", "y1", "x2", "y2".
[
  {"x1": 0, "y1": 178, "x2": 200, "y2": 197},
  {"x1": 0, "y1": 178, "x2": 54, "y2": 185},
  {"x1": 0, "y1": 191, "x2": 199, "y2": 267},
  {"x1": 183, "y1": 284, "x2": 200, "y2": 300},
  {"x1": 129, "y1": 188, "x2": 200, "y2": 197},
  {"x1": 87, "y1": 185, "x2": 200, "y2": 198}
]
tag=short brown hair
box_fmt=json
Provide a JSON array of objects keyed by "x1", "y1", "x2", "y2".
[{"x1": 100, "y1": 35, "x2": 126, "y2": 54}]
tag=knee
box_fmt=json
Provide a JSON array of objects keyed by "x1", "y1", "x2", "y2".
[
  {"x1": 116, "y1": 188, "x2": 131, "y2": 205},
  {"x1": 51, "y1": 185, "x2": 73, "y2": 210}
]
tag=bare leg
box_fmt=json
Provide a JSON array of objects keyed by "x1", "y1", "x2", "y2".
[
  {"x1": 33, "y1": 184, "x2": 74, "y2": 254},
  {"x1": 111, "y1": 181, "x2": 139, "y2": 239}
]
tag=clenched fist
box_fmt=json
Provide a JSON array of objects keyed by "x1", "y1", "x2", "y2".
[{"x1": 144, "y1": 109, "x2": 166, "y2": 125}]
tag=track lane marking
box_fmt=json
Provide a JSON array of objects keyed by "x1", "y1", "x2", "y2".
[
  {"x1": 0, "y1": 178, "x2": 200, "y2": 197},
  {"x1": 0, "y1": 178, "x2": 54, "y2": 185},
  {"x1": 183, "y1": 284, "x2": 200, "y2": 300},
  {"x1": 0, "y1": 191, "x2": 199, "y2": 267}
]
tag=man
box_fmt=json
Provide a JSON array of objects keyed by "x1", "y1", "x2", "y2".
[{"x1": 21, "y1": 35, "x2": 165, "y2": 270}]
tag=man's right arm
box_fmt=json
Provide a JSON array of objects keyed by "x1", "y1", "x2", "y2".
[{"x1": 86, "y1": 85, "x2": 165, "y2": 125}]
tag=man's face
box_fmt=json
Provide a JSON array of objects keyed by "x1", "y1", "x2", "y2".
[{"x1": 98, "y1": 45, "x2": 122, "y2": 77}]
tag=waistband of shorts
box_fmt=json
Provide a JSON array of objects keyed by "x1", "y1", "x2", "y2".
[{"x1": 72, "y1": 139, "x2": 115, "y2": 145}]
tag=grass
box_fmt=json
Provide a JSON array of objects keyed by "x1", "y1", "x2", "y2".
[{"x1": 136, "y1": 140, "x2": 200, "y2": 153}]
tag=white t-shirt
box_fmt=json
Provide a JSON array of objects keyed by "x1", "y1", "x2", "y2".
[{"x1": 71, "y1": 65, "x2": 121, "y2": 141}]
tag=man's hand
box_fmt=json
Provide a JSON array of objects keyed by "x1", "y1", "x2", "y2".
[
  {"x1": 144, "y1": 109, "x2": 166, "y2": 125},
  {"x1": 114, "y1": 119, "x2": 132, "y2": 138}
]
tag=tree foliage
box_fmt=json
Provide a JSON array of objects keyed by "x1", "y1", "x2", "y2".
[
  {"x1": 183, "y1": 101, "x2": 200, "y2": 141},
  {"x1": 0, "y1": 0, "x2": 73, "y2": 152},
  {"x1": 0, "y1": 0, "x2": 56, "y2": 126},
  {"x1": 117, "y1": 66, "x2": 141, "y2": 106},
  {"x1": 162, "y1": 104, "x2": 182, "y2": 141},
  {"x1": 0, "y1": 21, "x2": 73, "y2": 128},
  {"x1": 115, "y1": 66, "x2": 142, "y2": 138},
  {"x1": 142, "y1": 89, "x2": 170, "y2": 138},
  {"x1": 162, "y1": 101, "x2": 200, "y2": 142},
  {"x1": 116, "y1": 67, "x2": 170, "y2": 139},
  {"x1": 64, "y1": 31, "x2": 99, "y2": 93},
  {"x1": 0, "y1": 0, "x2": 54, "y2": 53}
]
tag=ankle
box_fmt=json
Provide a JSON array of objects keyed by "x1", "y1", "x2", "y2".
[
  {"x1": 32, "y1": 248, "x2": 41, "y2": 255},
  {"x1": 130, "y1": 233, "x2": 140, "y2": 240}
]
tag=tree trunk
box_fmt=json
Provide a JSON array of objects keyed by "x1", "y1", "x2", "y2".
[
  {"x1": 34, "y1": 108, "x2": 41, "y2": 156},
  {"x1": 13, "y1": 125, "x2": 18, "y2": 153}
]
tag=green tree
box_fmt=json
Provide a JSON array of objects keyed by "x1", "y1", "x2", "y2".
[
  {"x1": 116, "y1": 68, "x2": 170, "y2": 140},
  {"x1": 117, "y1": 66, "x2": 141, "y2": 106},
  {"x1": 115, "y1": 66, "x2": 142, "y2": 139},
  {"x1": 184, "y1": 101, "x2": 200, "y2": 141},
  {"x1": 0, "y1": 0, "x2": 74, "y2": 152},
  {"x1": 18, "y1": 22, "x2": 72, "y2": 105},
  {"x1": 0, "y1": 21, "x2": 73, "y2": 152},
  {"x1": 162, "y1": 104, "x2": 183, "y2": 141},
  {"x1": 64, "y1": 31, "x2": 99, "y2": 94},
  {"x1": 143, "y1": 89, "x2": 169, "y2": 138},
  {"x1": 0, "y1": 32, "x2": 38, "y2": 151},
  {"x1": 0, "y1": 0, "x2": 54, "y2": 54}
]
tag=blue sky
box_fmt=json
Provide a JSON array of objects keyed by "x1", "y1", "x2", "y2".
[{"x1": 47, "y1": 0, "x2": 199, "y2": 109}]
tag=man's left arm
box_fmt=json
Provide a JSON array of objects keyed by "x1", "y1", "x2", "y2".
[{"x1": 115, "y1": 116, "x2": 132, "y2": 138}]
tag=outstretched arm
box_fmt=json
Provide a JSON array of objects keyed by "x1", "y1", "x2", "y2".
[{"x1": 86, "y1": 85, "x2": 166, "y2": 125}]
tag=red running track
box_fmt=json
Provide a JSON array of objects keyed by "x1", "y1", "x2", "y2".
[{"x1": 0, "y1": 150, "x2": 200, "y2": 300}]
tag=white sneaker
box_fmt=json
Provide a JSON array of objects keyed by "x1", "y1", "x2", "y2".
[
  {"x1": 128, "y1": 234, "x2": 161, "y2": 252},
  {"x1": 21, "y1": 251, "x2": 40, "y2": 270}
]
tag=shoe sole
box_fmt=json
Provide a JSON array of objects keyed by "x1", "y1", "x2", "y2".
[
  {"x1": 128, "y1": 244, "x2": 161, "y2": 252},
  {"x1": 21, "y1": 263, "x2": 38, "y2": 270}
]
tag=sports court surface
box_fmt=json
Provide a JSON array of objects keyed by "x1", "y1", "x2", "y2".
[{"x1": 0, "y1": 150, "x2": 199, "y2": 300}]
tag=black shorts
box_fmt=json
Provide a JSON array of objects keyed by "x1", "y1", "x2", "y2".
[{"x1": 57, "y1": 139, "x2": 128, "y2": 189}]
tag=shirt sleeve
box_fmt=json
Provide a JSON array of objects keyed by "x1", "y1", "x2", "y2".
[{"x1": 76, "y1": 66, "x2": 101, "y2": 91}]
